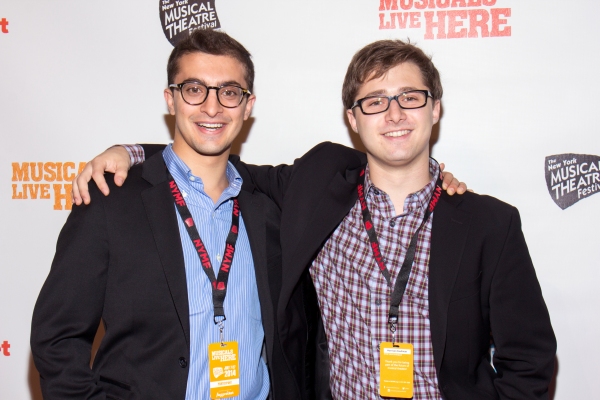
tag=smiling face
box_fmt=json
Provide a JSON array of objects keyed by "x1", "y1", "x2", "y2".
[
  {"x1": 346, "y1": 62, "x2": 440, "y2": 173},
  {"x1": 164, "y1": 52, "x2": 255, "y2": 165}
]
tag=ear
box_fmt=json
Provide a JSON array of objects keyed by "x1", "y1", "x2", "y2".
[
  {"x1": 243, "y1": 94, "x2": 256, "y2": 121},
  {"x1": 164, "y1": 88, "x2": 176, "y2": 116},
  {"x1": 346, "y1": 108, "x2": 359, "y2": 133},
  {"x1": 432, "y1": 99, "x2": 441, "y2": 124}
]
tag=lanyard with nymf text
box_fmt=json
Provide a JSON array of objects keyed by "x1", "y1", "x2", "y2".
[
  {"x1": 167, "y1": 170, "x2": 240, "y2": 335},
  {"x1": 357, "y1": 168, "x2": 442, "y2": 340}
]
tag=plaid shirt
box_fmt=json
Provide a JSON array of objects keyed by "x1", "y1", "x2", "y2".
[
  {"x1": 123, "y1": 144, "x2": 145, "y2": 165},
  {"x1": 310, "y1": 160, "x2": 443, "y2": 400}
]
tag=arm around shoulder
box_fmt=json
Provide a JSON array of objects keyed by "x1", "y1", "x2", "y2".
[
  {"x1": 233, "y1": 142, "x2": 365, "y2": 207},
  {"x1": 140, "y1": 143, "x2": 167, "y2": 158}
]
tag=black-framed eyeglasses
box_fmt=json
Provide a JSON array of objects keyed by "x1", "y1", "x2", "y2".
[
  {"x1": 169, "y1": 82, "x2": 252, "y2": 108},
  {"x1": 351, "y1": 90, "x2": 433, "y2": 115}
]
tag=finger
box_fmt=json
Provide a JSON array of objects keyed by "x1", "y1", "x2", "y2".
[
  {"x1": 76, "y1": 173, "x2": 93, "y2": 205},
  {"x1": 113, "y1": 164, "x2": 130, "y2": 187},
  {"x1": 447, "y1": 179, "x2": 457, "y2": 195},
  {"x1": 441, "y1": 171, "x2": 454, "y2": 190},
  {"x1": 72, "y1": 185, "x2": 82, "y2": 206},
  {"x1": 73, "y1": 172, "x2": 89, "y2": 205},
  {"x1": 445, "y1": 178, "x2": 467, "y2": 196},
  {"x1": 91, "y1": 170, "x2": 110, "y2": 197},
  {"x1": 456, "y1": 182, "x2": 468, "y2": 194}
]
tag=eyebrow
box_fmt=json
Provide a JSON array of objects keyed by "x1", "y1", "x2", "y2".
[
  {"x1": 362, "y1": 86, "x2": 420, "y2": 98},
  {"x1": 180, "y1": 78, "x2": 244, "y2": 87}
]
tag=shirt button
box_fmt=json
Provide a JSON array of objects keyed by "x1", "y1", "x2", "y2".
[
  {"x1": 189, "y1": 176, "x2": 195, "y2": 181},
  {"x1": 373, "y1": 189, "x2": 380, "y2": 195},
  {"x1": 390, "y1": 220, "x2": 396, "y2": 227},
  {"x1": 374, "y1": 298, "x2": 382, "y2": 306},
  {"x1": 179, "y1": 357, "x2": 188, "y2": 368}
]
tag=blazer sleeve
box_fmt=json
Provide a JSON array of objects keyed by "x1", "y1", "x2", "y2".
[
  {"x1": 233, "y1": 161, "x2": 293, "y2": 209},
  {"x1": 231, "y1": 142, "x2": 364, "y2": 209},
  {"x1": 31, "y1": 183, "x2": 109, "y2": 399},
  {"x1": 140, "y1": 143, "x2": 167, "y2": 159},
  {"x1": 489, "y1": 207, "x2": 556, "y2": 399}
]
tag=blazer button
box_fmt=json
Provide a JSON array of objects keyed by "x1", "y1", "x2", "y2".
[{"x1": 179, "y1": 357, "x2": 188, "y2": 368}]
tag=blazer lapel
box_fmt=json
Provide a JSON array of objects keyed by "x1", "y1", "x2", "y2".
[
  {"x1": 141, "y1": 153, "x2": 191, "y2": 346},
  {"x1": 282, "y1": 165, "x2": 364, "y2": 305},
  {"x1": 236, "y1": 190, "x2": 275, "y2": 357},
  {"x1": 428, "y1": 193, "x2": 471, "y2": 372}
]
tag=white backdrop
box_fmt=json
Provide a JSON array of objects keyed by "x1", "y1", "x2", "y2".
[{"x1": 2, "y1": 1, "x2": 599, "y2": 398}]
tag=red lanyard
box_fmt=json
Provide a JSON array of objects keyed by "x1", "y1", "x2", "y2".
[
  {"x1": 357, "y1": 168, "x2": 442, "y2": 332},
  {"x1": 167, "y1": 170, "x2": 240, "y2": 324}
]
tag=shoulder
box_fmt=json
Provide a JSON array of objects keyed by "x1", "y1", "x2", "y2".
[
  {"x1": 87, "y1": 161, "x2": 154, "y2": 208},
  {"x1": 432, "y1": 192, "x2": 529, "y2": 264},
  {"x1": 103, "y1": 164, "x2": 148, "y2": 193},
  {"x1": 291, "y1": 142, "x2": 366, "y2": 174},
  {"x1": 460, "y1": 191, "x2": 515, "y2": 210},
  {"x1": 303, "y1": 141, "x2": 365, "y2": 161},
  {"x1": 438, "y1": 191, "x2": 521, "y2": 228},
  {"x1": 231, "y1": 141, "x2": 366, "y2": 168}
]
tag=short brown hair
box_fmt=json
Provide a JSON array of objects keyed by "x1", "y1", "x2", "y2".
[
  {"x1": 342, "y1": 39, "x2": 442, "y2": 110},
  {"x1": 167, "y1": 29, "x2": 255, "y2": 91}
]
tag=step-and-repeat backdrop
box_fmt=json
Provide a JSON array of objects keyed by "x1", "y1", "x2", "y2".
[{"x1": 2, "y1": 1, "x2": 598, "y2": 398}]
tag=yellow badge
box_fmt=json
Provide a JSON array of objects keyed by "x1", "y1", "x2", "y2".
[
  {"x1": 208, "y1": 341, "x2": 240, "y2": 399},
  {"x1": 379, "y1": 342, "x2": 414, "y2": 398}
]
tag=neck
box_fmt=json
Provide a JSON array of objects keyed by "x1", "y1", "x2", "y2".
[
  {"x1": 367, "y1": 156, "x2": 432, "y2": 216},
  {"x1": 171, "y1": 144, "x2": 231, "y2": 204}
]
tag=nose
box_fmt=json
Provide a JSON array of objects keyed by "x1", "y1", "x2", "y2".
[
  {"x1": 386, "y1": 96, "x2": 407, "y2": 123},
  {"x1": 199, "y1": 88, "x2": 223, "y2": 116}
]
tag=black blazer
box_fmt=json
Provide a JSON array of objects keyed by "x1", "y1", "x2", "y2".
[
  {"x1": 141, "y1": 142, "x2": 556, "y2": 400},
  {"x1": 31, "y1": 151, "x2": 287, "y2": 399},
  {"x1": 234, "y1": 142, "x2": 556, "y2": 400}
]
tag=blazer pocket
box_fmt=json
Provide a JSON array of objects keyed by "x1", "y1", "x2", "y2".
[
  {"x1": 449, "y1": 271, "x2": 482, "y2": 302},
  {"x1": 98, "y1": 375, "x2": 132, "y2": 400}
]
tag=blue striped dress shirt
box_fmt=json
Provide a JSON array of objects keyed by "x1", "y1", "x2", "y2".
[{"x1": 163, "y1": 145, "x2": 269, "y2": 400}]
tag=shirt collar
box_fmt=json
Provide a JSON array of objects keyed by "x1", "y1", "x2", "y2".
[
  {"x1": 162, "y1": 144, "x2": 243, "y2": 205},
  {"x1": 364, "y1": 158, "x2": 441, "y2": 213}
]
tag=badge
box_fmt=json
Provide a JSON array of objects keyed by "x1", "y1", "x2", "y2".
[
  {"x1": 208, "y1": 341, "x2": 240, "y2": 399},
  {"x1": 379, "y1": 342, "x2": 414, "y2": 398}
]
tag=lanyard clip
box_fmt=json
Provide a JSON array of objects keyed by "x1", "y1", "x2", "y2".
[
  {"x1": 388, "y1": 316, "x2": 398, "y2": 345},
  {"x1": 388, "y1": 316, "x2": 398, "y2": 331},
  {"x1": 217, "y1": 319, "x2": 225, "y2": 346},
  {"x1": 214, "y1": 315, "x2": 226, "y2": 346}
]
